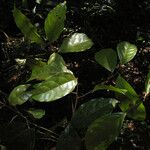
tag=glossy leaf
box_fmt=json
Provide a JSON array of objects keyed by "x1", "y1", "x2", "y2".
[
  {"x1": 115, "y1": 76, "x2": 145, "y2": 120},
  {"x1": 127, "y1": 103, "x2": 146, "y2": 121},
  {"x1": 115, "y1": 75, "x2": 138, "y2": 112},
  {"x1": 36, "y1": 0, "x2": 42, "y2": 4},
  {"x1": 117, "y1": 41, "x2": 137, "y2": 64},
  {"x1": 13, "y1": 7, "x2": 43, "y2": 44},
  {"x1": 95, "y1": 49, "x2": 117, "y2": 72},
  {"x1": 9, "y1": 84, "x2": 31, "y2": 106},
  {"x1": 57, "y1": 125, "x2": 82, "y2": 150},
  {"x1": 27, "y1": 108, "x2": 45, "y2": 119},
  {"x1": 71, "y1": 98, "x2": 118, "y2": 136},
  {"x1": 93, "y1": 84, "x2": 127, "y2": 94},
  {"x1": 44, "y1": 2, "x2": 66, "y2": 42},
  {"x1": 118, "y1": 95, "x2": 133, "y2": 112},
  {"x1": 30, "y1": 73, "x2": 77, "y2": 102},
  {"x1": 85, "y1": 113, "x2": 126, "y2": 150},
  {"x1": 145, "y1": 68, "x2": 150, "y2": 97},
  {"x1": 115, "y1": 93, "x2": 145, "y2": 121},
  {"x1": 60, "y1": 33, "x2": 93, "y2": 53},
  {"x1": 116, "y1": 75, "x2": 139, "y2": 99},
  {"x1": 47, "y1": 53, "x2": 72, "y2": 74},
  {"x1": 28, "y1": 53, "x2": 72, "y2": 81},
  {"x1": 28, "y1": 59, "x2": 47, "y2": 81}
]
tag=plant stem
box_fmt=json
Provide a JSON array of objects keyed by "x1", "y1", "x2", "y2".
[{"x1": 0, "y1": 100, "x2": 59, "y2": 140}]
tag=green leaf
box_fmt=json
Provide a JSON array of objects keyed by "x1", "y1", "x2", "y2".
[
  {"x1": 36, "y1": 0, "x2": 42, "y2": 4},
  {"x1": 27, "y1": 108, "x2": 45, "y2": 119},
  {"x1": 145, "y1": 68, "x2": 150, "y2": 97},
  {"x1": 28, "y1": 59, "x2": 48, "y2": 81},
  {"x1": 71, "y1": 98, "x2": 118, "y2": 136},
  {"x1": 47, "y1": 53, "x2": 72, "y2": 74},
  {"x1": 57, "y1": 125, "x2": 82, "y2": 150},
  {"x1": 44, "y1": 2, "x2": 66, "y2": 42},
  {"x1": 115, "y1": 76, "x2": 145, "y2": 120},
  {"x1": 117, "y1": 41, "x2": 137, "y2": 64},
  {"x1": 115, "y1": 75, "x2": 139, "y2": 112},
  {"x1": 60, "y1": 33, "x2": 93, "y2": 53},
  {"x1": 116, "y1": 75, "x2": 139, "y2": 99},
  {"x1": 28, "y1": 53, "x2": 72, "y2": 81},
  {"x1": 85, "y1": 113, "x2": 126, "y2": 150},
  {"x1": 9, "y1": 84, "x2": 31, "y2": 106},
  {"x1": 95, "y1": 49, "x2": 117, "y2": 72},
  {"x1": 93, "y1": 84, "x2": 127, "y2": 94},
  {"x1": 30, "y1": 73, "x2": 77, "y2": 102},
  {"x1": 127, "y1": 103, "x2": 146, "y2": 121},
  {"x1": 13, "y1": 7, "x2": 43, "y2": 44}
]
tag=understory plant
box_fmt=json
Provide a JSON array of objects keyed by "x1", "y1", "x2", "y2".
[
  {"x1": 95, "y1": 41, "x2": 137, "y2": 72},
  {"x1": 2, "y1": 1, "x2": 150, "y2": 150},
  {"x1": 56, "y1": 45, "x2": 150, "y2": 149},
  {"x1": 94, "y1": 43, "x2": 149, "y2": 121},
  {"x1": 9, "y1": 2, "x2": 93, "y2": 107},
  {"x1": 57, "y1": 98, "x2": 126, "y2": 150},
  {"x1": 94, "y1": 75, "x2": 147, "y2": 121}
]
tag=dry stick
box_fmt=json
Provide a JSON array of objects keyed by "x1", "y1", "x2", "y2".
[
  {"x1": 73, "y1": 70, "x2": 119, "y2": 101},
  {"x1": 143, "y1": 92, "x2": 150, "y2": 101},
  {"x1": 0, "y1": 90, "x2": 8, "y2": 96},
  {"x1": 78, "y1": 90, "x2": 93, "y2": 100},
  {"x1": 0, "y1": 101, "x2": 30, "y2": 128},
  {"x1": 0, "y1": 29, "x2": 9, "y2": 42},
  {"x1": 71, "y1": 87, "x2": 94, "y2": 117},
  {"x1": 9, "y1": 115, "x2": 19, "y2": 124},
  {"x1": 71, "y1": 84, "x2": 93, "y2": 115},
  {"x1": 30, "y1": 122, "x2": 59, "y2": 137},
  {"x1": 0, "y1": 101, "x2": 59, "y2": 141},
  {"x1": 71, "y1": 99, "x2": 75, "y2": 116},
  {"x1": 39, "y1": 137, "x2": 57, "y2": 142},
  {"x1": 37, "y1": 131, "x2": 58, "y2": 142},
  {"x1": 72, "y1": 84, "x2": 79, "y2": 115}
]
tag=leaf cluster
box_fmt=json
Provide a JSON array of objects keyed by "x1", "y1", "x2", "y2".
[{"x1": 1, "y1": 1, "x2": 150, "y2": 150}]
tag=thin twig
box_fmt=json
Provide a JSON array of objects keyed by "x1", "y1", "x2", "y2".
[
  {"x1": 9, "y1": 115, "x2": 18, "y2": 124},
  {"x1": 78, "y1": 90, "x2": 93, "y2": 99},
  {"x1": 143, "y1": 92, "x2": 150, "y2": 101},
  {"x1": 0, "y1": 29, "x2": 9, "y2": 42},
  {"x1": 36, "y1": 130, "x2": 58, "y2": 142},
  {"x1": 39, "y1": 137, "x2": 57, "y2": 142},
  {"x1": 0, "y1": 101, "x2": 59, "y2": 138},
  {"x1": 72, "y1": 84, "x2": 79, "y2": 115},
  {"x1": 30, "y1": 122, "x2": 59, "y2": 137},
  {"x1": 0, "y1": 90, "x2": 8, "y2": 97}
]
